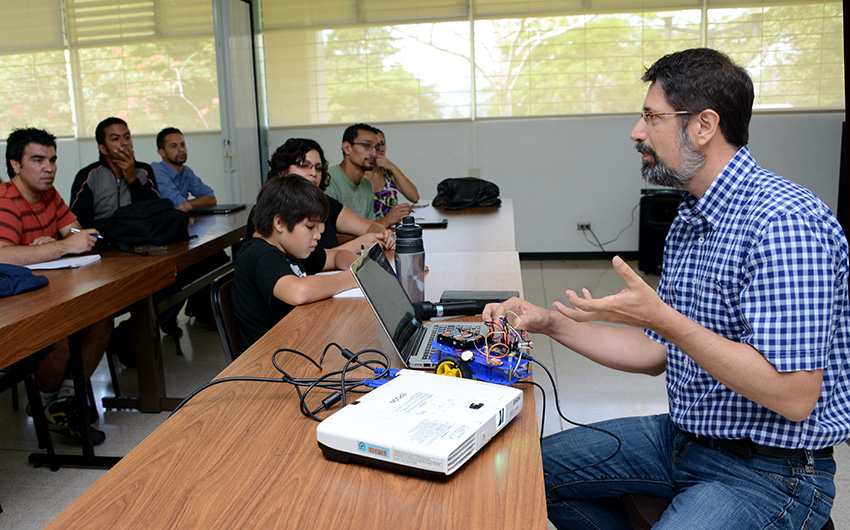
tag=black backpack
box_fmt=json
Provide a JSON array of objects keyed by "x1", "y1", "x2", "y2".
[
  {"x1": 93, "y1": 199, "x2": 190, "y2": 252},
  {"x1": 432, "y1": 177, "x2": 501, "y2": 210}
]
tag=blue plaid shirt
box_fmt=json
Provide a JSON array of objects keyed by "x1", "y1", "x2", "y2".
[{"x1": 646, "y1": 147, "x2": 850, "y2": 449}]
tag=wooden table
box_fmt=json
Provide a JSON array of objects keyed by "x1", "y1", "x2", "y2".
[
  {"x1": 0, "y1": 210, "x2": 248, "y2": 373},
  {"x1": 0, "y1": 254, "x2": 175, "y2": 467},
  {"x1": 46, "y1": 250, "x2": 548, "y2": 529},
  {"x1": 0, "y1": 255, "x2": 174, "y2": 370},
  {"x1": 47, "y1": 203, "x2": 548, "y2": 528},
  {"x1": 101, "y1": 208, "x2": 250, "y2": 412}
]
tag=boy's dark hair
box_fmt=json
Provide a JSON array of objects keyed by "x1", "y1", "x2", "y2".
[
  {"x1": 643, "y1": 48, "x2": 753, "y2": 148},
  {"x1": 6, "y1": 127, "x2": 57, "y2": 178},
  {"x1": 156, "y1": 127, "x2": 183, "y2": 150},
  {"x1": 253, "y1": 175, "x2": 329, "y2": 237},
  {"x1": 269, "y1": 138, "x2": 330, "y2": 190},
  {"x1": 95, "y1": 117, "x2": 129, "y2": 146}
]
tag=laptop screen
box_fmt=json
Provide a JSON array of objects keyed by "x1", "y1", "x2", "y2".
[{"x1": 350, "y1": 244, "x2": 422, "y2": 360}]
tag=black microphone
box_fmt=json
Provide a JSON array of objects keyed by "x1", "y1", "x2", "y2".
[{"x1": 413, "y1": 301, "x2": 483, "y2": 319}]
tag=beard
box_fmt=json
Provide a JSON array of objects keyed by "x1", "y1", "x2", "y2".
[
  {"x1": 166, "y1": 153, "x2": 187, "y2": 166},
  {"x1": 636, "y1": 128, "x2": 705, "y2": 189}
]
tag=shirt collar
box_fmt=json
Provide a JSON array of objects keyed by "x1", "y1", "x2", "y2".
[
  {"x1": 155, "y1": 160, "x2": 182, "y2": 177},
  {"x1": 678, "y1": 146, "x2": 755, "y2": 231}
]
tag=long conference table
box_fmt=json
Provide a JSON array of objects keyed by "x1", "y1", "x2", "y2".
[
  {"x1": 45, "y1": 199, "x2": 549, "y2": 529},
  {"x1": 0, "y1": 209, "x2": 250, "y2": 467},
  {"x1": 0, "y1": 255, "x2": 174, "y2": 372},
  {"x1": 0, "y1": 253, "x2": 176, "y2": 468}
]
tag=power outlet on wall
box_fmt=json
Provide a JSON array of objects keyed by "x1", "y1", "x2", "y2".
[{"x1": 577, "y1": 223, "x2": 591, "y2": 231}]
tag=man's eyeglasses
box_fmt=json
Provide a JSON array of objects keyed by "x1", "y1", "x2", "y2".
[
  {"x1": 350, "y1": 142, "x2": 378, "y2": 152},
  {"x1": 639, "y1": 110, "x2": 692, "y2": 124},
  {"x1": 296, "y1": 160, "x2": 323, "y2": 172}
]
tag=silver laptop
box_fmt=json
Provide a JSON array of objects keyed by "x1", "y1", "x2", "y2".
[{"x1": 350, "y1": 244, "x2": 484, "y2": 369}]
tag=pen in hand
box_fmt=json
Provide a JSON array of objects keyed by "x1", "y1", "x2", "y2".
[{"x1": 70, "y1": 227, "x2": 104, "y2": 240}]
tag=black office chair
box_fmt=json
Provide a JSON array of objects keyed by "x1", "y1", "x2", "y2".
[
  {"x1": 211, "y1": 270, "x2": 243, "y2": 364},
  {"x1": 0, "y1": 355, "x2": 57, "y2": 471},
  {"x1": 622, "y1": 494, "x2": 834, "y2": 529}
]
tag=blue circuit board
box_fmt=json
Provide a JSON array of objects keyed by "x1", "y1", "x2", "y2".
[{"x1": 430, "y1": 340, "x2": 531, "y2": 385}]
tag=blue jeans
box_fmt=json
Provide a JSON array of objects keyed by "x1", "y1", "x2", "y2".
[{"x1": 542, "y1": 414, "x2": 835, "y2": 529}]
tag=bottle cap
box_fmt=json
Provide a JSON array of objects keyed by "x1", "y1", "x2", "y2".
[
  {"x1": 396, "y1": 216, "x2": 422, "y2": 239},
  {"x1": 395, "y1": 216, "x2": 423, "y2": 253}
]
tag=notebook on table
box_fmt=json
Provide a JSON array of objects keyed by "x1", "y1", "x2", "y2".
[{"x1": 350, "y1": 244, "x2": 484, "y2": 369}]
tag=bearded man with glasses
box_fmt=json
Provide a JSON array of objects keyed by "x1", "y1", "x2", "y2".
[
  {"x1": 326, "y1": 123, "x2": 400, "y2": 228},
  {"x1": 484, "y1": 48, "x2": 848, "y2": 529}
]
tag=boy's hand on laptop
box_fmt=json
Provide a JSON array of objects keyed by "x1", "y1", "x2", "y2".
[
  {"x1": 351, "y1": 232, "x2": 392, "y2": 252},
  {"x1": 375, "y1": 228, "x2": 395, "y2": 250},
  {"x1": 365, "y1": 223, "x2": 395, "y2": 250}
]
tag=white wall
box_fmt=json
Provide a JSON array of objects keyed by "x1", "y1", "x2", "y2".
[
  {"x1": 273, "y1": 111, "x2": 845, "y2": 253},
  {"x1": 3, "y1": 112, "x2": 843, "y2": 254}
]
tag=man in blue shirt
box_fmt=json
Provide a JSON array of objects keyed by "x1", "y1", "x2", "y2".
[
  {"x1": 151, "y1": 127, "x2": 216, "y2": 212},
  {"x1": 484, "y1": 48, "x2": 848, "y2": 529},
  {"x1": 151, "y1": 127, "x2": 223, "y2": 329}
]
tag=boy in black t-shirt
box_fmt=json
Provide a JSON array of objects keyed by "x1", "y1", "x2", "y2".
[{"x1": 233, "y1": 175, "x2": 358, "y2": 348}]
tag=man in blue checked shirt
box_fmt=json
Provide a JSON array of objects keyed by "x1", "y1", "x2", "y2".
[{"x1": 484, "y1": 48, "x2": 849, "y2": 529}]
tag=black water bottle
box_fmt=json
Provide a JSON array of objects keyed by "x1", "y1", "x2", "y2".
[{"x1": 394, "y1": 216, "x2": 425, "y2": 302}]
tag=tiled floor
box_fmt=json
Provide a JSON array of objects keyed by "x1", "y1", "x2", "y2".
[
  {"x1": 0, "y1": 260, "x2": 848, "y2": 529},
  {"x1": 0, "y1": 314, "x2": 229, "y2": 530}
]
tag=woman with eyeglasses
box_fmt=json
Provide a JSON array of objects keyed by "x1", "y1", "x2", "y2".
[
  {"x1": 364, "y1": 128, "x2": 419, "y2": 225},
  {"x1": 261, "y1": 138, "x2": 394, "y2": 253}
]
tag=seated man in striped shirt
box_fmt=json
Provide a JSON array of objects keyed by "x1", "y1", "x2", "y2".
[
  {"x1": 0, "y1": 127, "x2": 111, "y2": 446},
  {"x1": 485, "y1": 48, "x2": 848, "y2": 529}
]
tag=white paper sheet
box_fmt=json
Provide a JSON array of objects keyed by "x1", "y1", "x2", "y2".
[{"x1": 25, "y1": 254, "x2": 101, "y2": 270}]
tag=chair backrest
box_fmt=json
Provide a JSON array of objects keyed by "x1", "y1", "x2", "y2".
[
  {"x1": 211, "y1": 270, "x2": 243, "y2": 364},
  {"x1": 0, "y1": 355, "x2": 39, "y2": 394}
]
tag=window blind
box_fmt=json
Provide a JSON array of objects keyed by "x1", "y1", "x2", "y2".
[
  {"x1": 262, "y1": 0, "x2": 843, "y2": 127},
  {"x1": 0, "y1": 0, "x2": 219, "y2": 138}
]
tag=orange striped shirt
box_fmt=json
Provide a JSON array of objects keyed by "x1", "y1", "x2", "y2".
[{"x1": 0, "y1": 182, "x2": 76, "y2": 246}]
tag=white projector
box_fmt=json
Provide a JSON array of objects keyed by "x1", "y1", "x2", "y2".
[{"x1": 317, "y1": 370, "x2": 523, "y2": 476}]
